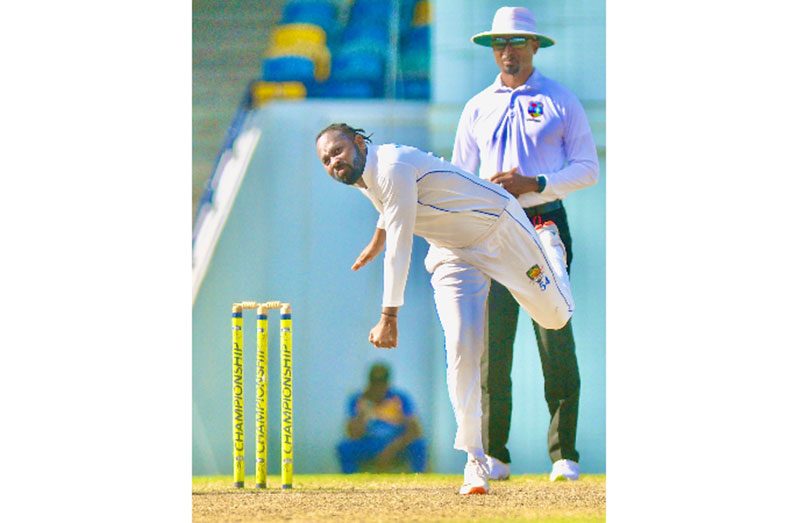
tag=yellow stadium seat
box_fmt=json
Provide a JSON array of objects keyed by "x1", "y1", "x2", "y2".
[
  {"x1": 270, "y1": 23, "x2": 327, "y2": 48},
  {"x1": 264, "y1": 42, "x2": 331, "y2": 82},
  {"x1": 412, "y1": 0, "x2": 431, "y2": 26},
  {"x1": 251, "y1": 81, "x2": 307, "y2": 108}
]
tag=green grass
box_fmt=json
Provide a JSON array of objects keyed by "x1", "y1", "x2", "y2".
[{"x1": 192, "y1": 472, "x2": 607, "y2": 486}]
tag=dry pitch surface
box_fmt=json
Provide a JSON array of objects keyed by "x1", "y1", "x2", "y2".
[{"x1": 193, "y1": 474, "x2": 605, "y2": 522}]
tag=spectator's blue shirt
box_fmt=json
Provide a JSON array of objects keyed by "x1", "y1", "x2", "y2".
[{"x1": 347, "y1": 388, "x2": 416, "y2": 439}]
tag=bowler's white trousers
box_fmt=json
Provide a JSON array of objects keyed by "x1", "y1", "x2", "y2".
[{"x1": 424, "y1": 197, "x2": 574, "y2": 452}]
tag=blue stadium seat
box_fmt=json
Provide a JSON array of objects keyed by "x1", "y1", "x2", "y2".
[
  {"x1": 339, "y1": 26, "x2": 390, "y2": 70},
  {"x1": 339, "y1": 38, "x2": 388, "y2": 59},
  {"x1": 343, "y1": 21, "x2": 390, "y2": 47},
  {"x1": 397, "y1": 78, "x2": 429, "y2": 100},
  {"x1": 349, "y1": 0, "x2": 392, "y2": 22},
  {"x1": 281, "y1": 0, "x2": 340, "y2": 40},
  {"x1": 400, "y1": 0, "x2": 418, "y2": 32},
  {"x1": 332, "y1": 48, "x2": 385, "y2": 83},
  {"x1": 283, "y1": 0, "x2": 337, "y2": 21},
  {"x1": 400, "y1": 25, "x2": 430, "y2": 54},
  {"x1": 398, "y1": 21, "x2": 430, "y2": 89},
  {"x1": 262, "y1": 55, "x2": 316, "y2": 83}
]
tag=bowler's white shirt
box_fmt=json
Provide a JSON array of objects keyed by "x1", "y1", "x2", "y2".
[
  {"x1": 452, "y1": 68, "x2": 599, "y2": 208},
  {"x1": 358, "y1": 144, "x2": 512, "y2": 307}
]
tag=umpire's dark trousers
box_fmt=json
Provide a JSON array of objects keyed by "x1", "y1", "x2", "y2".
[{"x1": 480, "y1": 203, "x2": 581, "y2": 464}]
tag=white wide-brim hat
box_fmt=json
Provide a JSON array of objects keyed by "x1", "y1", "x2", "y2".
[{"x1": 471, "y1": 6, "x2": 555, "y2": 48}]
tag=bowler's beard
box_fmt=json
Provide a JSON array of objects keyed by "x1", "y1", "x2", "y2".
[{"x1": 340, "y1": 146, "x2": 367, "y2": 185}]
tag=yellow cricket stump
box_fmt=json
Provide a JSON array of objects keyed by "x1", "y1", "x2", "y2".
[
  {"x1": 255, "y1": 304, "x2": 268, "y2": 489},
  {"x1": 280, "y1": 303, "x2": 293, "y2": 489},
  {"x1": 231, "y1": 301, "x2": 292, "y2": 490},
  {"x1": 231, "y1": 304, "x2": 245, "y2": 488}
]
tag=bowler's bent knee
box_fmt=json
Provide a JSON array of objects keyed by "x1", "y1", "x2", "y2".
[{"x1": 534, "y1": 305, "x2": 572, "y2": 330}]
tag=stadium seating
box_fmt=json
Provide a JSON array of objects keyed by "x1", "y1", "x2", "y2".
[
  {"x1": 348, "y1": 0, "x2": 392, "y2": 22},
  {"x1": 257, "y1": 0, "x2": 430, "y2": 101},
  {"x1": 262, "y1": 55, "x2": 316, "y2": 84},
  {"x1": 340, "y1": 22, "x2": 390, "y2": 51},
  {"x1": 250, "y1": 81, "x2": 307, "y2": 108},
  {"x1": 307, "y1": 79, "x2": 375, "y2": 99},
  {"x1": 397, "y1": 1, "x2": 430, "y2": 100},
  {"x1": 281, "y1": 0, "x2": 340, "y2": 39},
  {"x1": 260, "y1": 14, "x2": 335, "y2": 98},
  {"x1": 266, "y1": 42, "x2": 331, "y2": 82},
  {"x1": 397, "y1": 78, "x2": 430, "y2": 100},
  {"x1": 412, "y1": 0, "x2": 431, "y2": 26},
  {"x1": 270, "y1": 22, "x2": 327, "y2": 47},
  {"x1": 332, "y1": 48, "x2": 385, "y2": 83}
]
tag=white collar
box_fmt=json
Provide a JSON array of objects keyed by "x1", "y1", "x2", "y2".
[
  {"x1": 491, "y1": 67, "x2": 543, "y2": 93},
  {"x1": 360, "y1": 144, "x2": 378, "y2": 190}
]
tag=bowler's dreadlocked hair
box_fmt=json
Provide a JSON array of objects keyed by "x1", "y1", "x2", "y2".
[{"x1": 316, "y1": 123, "x2": 373, "y2": 144}]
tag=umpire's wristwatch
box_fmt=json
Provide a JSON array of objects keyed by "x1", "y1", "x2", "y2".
[{"x1": 535, "y1": 175, "x2": 547, "y2": 193}]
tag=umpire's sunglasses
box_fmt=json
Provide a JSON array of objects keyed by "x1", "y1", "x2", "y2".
[{"x1": 491, "y1": 36, "x2": 534, "y2": 49}]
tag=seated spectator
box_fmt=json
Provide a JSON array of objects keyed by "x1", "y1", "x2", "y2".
[{"x1": 337, "y1": 362, "x2": 427, "y2": 473}]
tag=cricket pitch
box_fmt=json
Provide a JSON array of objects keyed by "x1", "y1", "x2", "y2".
[{"x1": 193, "y1": 473, "x2": 606, "y2": 522}]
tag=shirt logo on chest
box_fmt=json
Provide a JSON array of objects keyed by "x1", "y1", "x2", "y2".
[{"x1": 527, "y1": 101, "x2": 543, "y2": 121}]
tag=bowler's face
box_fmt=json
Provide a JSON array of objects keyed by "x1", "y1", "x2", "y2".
[{"x1": 316, "y1": 131, "x2": 358, "y2": 184}]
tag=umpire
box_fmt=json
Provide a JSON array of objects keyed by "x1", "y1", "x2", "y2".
[{"x1": 451, "y1": 6, "x2": 599, "y2": 481}]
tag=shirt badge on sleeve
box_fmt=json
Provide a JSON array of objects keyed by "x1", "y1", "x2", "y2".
[{"x1": 527, "y1": 101, "x2": 543, "y2": 120}]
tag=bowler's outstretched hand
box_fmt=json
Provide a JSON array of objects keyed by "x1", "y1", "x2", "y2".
[{"x1": 352, "y1": 227, "x2": 386, "y2": 271}]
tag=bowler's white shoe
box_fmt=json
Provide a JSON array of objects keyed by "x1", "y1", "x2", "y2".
[
  {"x1": 486, "y1": 456, "x2": 510, "y2": 481},
  {"x1": 459, "y1": 457, "x2": 490, "y2": 495},
  {"x1": 549, "y1": 459, "x2": 580, "y2": 481}
]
